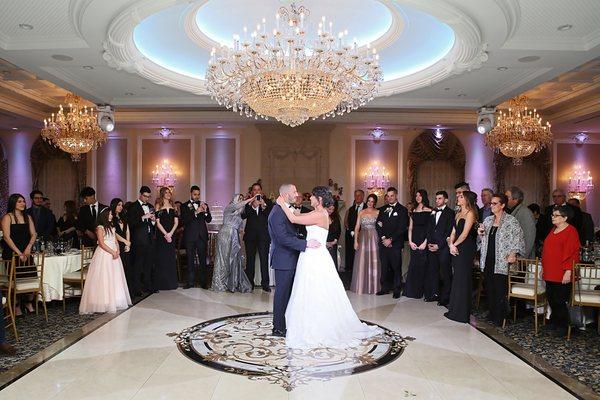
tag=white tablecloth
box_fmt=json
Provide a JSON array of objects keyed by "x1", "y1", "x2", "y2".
[{"x1": 43, "y1": 252, "x2": 82, "y2": 301}]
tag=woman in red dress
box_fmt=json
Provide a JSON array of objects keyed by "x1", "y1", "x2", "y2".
[{"x1": 541, "y1": 205, "x2": 580, "y2": 336}]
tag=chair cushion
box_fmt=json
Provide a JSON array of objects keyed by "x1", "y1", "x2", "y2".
[
  {"x1": 63, "y1": 271, "x2": 86, "y2": 281},
  {"x1": 573, "y1": 290, "x2": 600, "y2": 305},
  {"x1": 15, "y1": 278, "x2": 40, "y2": 291},
  {"x1": 511, "y1": 283, "x2": 544, "y2": 296}
]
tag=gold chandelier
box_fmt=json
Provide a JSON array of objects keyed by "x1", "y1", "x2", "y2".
[
  {"x1": 41, "y1": 93, "x2": 107, "y2": 161},
  {"x1": 206, "y1": 3, "x2": 382, "y2": 127},
  {"x1": 485, "y1": 95, "x2": 552, "y2": 165}
]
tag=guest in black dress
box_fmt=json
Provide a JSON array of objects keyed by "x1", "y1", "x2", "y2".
[
  {"x1": 110, "y1": 198, "x2": 133, "y2": 294},
  {"x1": 57, "y1": 200, "x2": 80, "y2": 249},
  {"x1": 1, "y1": 193, "x2": 37, "y2": 315},
  {"x1": 326, "y1": 200, "x2": 342, "y2": 269},
  {"x1": 154, "y1": 187, "x2": 179, "y2": 290},
  {"x1": 444, "y1": 190, "x2": 478, "y2": 323},
  {"x1": 404, "y1": 190, "x2": 432, "y2": 299}
]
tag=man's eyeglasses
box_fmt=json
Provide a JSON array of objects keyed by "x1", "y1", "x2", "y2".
[{"x1": 551, "y1": 213, "x2": 564, "y2": 218}]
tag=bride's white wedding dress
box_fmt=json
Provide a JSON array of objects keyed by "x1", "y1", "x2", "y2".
[{"x1": 285, "y1": 222, "x2": 383, "y2": 349}]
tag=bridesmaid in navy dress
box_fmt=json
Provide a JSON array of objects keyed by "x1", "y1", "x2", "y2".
[
  {"x1": 404, "y1": 190, "x2": 432, "y2": 299},
  {"x1": 444, "y1": 191, "x2": 478, "y2": 323}
]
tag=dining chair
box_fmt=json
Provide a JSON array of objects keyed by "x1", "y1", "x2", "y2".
[
  {"x1": 11, "y1": 252, "x2": 47, "y2": 322},
  {"x1": 567, "y1": 263, "x2": 600, "y2": 340},
  {"x1": 62, "y1": 246, "x2": 94, "y2": 310},
  {"x1": 503, "y1": 258, "x2": 546, "y2": 334}
]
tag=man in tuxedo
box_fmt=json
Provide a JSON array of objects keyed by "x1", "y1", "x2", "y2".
[
  {"x1": 292, "y1": 193, "x2": 312, "y2": 239},
  {"x1": 425, "y1": 191, "x2": 455, "y2": 304},
  {"x1": 128, "y1": 186, "x2": 157, "y2": 295},
  {"x1": 268, "y1": 183, "x2": 319, "y2": 336},
  {"x1": 27, "y1": 190, "x2": 55, "y2": 240},
  {"x1": 76, "y1": 186, "x2": 108, "y2": 247},
  {"x1": 180, "y1": 185, "x2": 212, "y2": 289},
  {"x1": 375, "y1": 187, "x2": 409, "y2": 298},
  {"x1": 343, "y1": 189, "x2": 365, "y2": 272},
  {"x1": 241, "y1": 182, "x2": 273, "y2": 292}
]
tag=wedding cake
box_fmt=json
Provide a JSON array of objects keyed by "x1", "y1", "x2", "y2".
[{"x1": 208, "y1": 203, "x2": 224, "y2": 232}]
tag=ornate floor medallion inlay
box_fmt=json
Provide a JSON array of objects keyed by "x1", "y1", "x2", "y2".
[{"x1": 175, "y1": 312, "x2": 410, "y2": 391}]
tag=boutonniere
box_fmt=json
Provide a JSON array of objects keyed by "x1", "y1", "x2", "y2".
[
  {"x1": 377, "y1": 221, "x2": 383, "y2": 227},
  {"x1": 431, "y1": 210, "x2": 437, "y2": 215},
  {"x1": 393, "y1": 212, "x2": 398, "y2": 216},
  {"x1": 187, "y1": 203, "x2": 193, "y2": 209},
  {"x1": 385, "y1": 207, "x2": 392, "y2": 213}
]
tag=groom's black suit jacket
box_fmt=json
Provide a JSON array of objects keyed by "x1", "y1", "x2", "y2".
[{"x1": 267, "y1": 204, "x2": 307, "y2": 270}]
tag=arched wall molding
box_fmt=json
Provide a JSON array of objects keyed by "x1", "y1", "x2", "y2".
[
  {"x1": 493, "y1": 149, "x2": 551, "y2": 206},
  {"x1": 407, "y1": 130, "x2": 465, "y2": 198},
  {"x1": 30, "y1": 138, "x2": 86, "y2": 203}
]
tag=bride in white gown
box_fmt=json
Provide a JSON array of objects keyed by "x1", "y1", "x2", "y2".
[{"x1": 276, "y1": 186, "x2": 382, "y2": 349}]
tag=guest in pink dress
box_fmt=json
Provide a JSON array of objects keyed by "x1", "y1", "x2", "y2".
[
  {"x1": 350, "y1": 193, "x2": 381, "y2": 294},
  {"x1": 79, "y1": 208, "x2": 132, "y2": 314}
]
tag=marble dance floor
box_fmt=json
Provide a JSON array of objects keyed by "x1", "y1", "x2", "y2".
[{"x1": 0, "y1": 289, "x2": 580, "y2": 399}]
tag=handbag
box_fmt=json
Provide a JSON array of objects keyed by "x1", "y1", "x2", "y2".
[{"x1": 567, "y1": 270, "x2": 585, "y2": 328}]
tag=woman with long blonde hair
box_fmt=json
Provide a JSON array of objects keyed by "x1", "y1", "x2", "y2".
[{"x1": 154, "y1": 187, "x2": 179, "y2": 290}]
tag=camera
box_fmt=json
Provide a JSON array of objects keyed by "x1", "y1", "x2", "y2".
[{"x1": 255, "y1": 195, "x2": 262, "y2": 201}]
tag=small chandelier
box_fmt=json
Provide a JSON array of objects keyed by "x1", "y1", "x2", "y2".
[
  {"x1": 41, "y1": 93, "x2": 107, "y2": 161},
  {"x1": 484, "y1": 95, "x2": 552, "y2": 165},
  {"x1": 363, "y1": 162, "x2": 390, "y2": 196},
  {"x1": 152, "y1": 159, "x2": 177, "y2": 189},
  {"x1": 568, "y1": 165, "x2": 593, "y2": 201},
  {"x1": 206, "y1": 3, "x2": 382, "y2": 127}
]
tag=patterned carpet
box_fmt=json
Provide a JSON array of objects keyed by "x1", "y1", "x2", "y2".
[
  {"x1": 0, "y1": 300, "x2": 99, "y2": 372},
  {"x1": 472, "y1": 306, "x2": 600, "y2": 395}
]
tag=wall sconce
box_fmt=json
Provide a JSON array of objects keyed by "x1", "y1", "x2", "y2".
[
  {"x1": 152, "y1": 159, "x2": 178, "y2": 189},
  {"x1": 568, "y1": 165, "x2": 593, "y2": 201},
  {"x1": 157, "y1": 127, "x2": 175, "y2": 139},
  {"x1": 573, "y1": 132, "x2": 589, "y2": 144},
  {"x1": 369, "y1": 127, "x2": 385, "y2": 141}
]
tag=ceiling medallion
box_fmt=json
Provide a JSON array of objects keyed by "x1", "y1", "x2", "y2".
[
  {"x1": 484, "y1": 95, "x2": 552, "y2": 166},
  {"x1": 41, "y1": 93, "x2": 107, "y2": 162},
  {"x1": 206, "y1": 3, "x2": 382, "y2": 127}
]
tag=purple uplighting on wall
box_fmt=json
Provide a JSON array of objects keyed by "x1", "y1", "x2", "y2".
[
  {"x1": 96, "y1": 138, "x2": 127, "y2": 204},
  {"x1": 206, "y1": 138, "x2": 236, "y2": 207},
  {"x1": 462, "y1": 132, "x2": 494, "y2": 205}
]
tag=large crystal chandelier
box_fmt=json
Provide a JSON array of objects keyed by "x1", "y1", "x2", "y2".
[
  {"x1": 206, "y1": 3, "x2": 383, "y2": 127},
  {"x1": 485, "y1": 95, "x2": 552, "y2": 165},
  {"x1": 41, "y1": 93, "x2": 107, "y2": 161},
  {"x1": 568, "y1": 165, "x2": 593, "y2": 201}
]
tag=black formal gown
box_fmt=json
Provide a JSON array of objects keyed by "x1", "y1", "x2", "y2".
[
  {"x1": 1, "y1": 215, "x2": 31, "y2": 261},
  {"x1": 444, "y1": 218, "x2": 477, "y2": 323},
  {"x1": 155, "y1": 208, "x2": 179, "y2": 290},
  {"x1": 403, "y1": 211, "x2": 431, "y2": 299}
]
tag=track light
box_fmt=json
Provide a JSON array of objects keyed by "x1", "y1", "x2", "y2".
[
  {"x1": 476, "y1": 106, "x2": 496, "y2": 134},
  {"x1": 96, "y1": 105, "x2": 115, "y2": 132}
]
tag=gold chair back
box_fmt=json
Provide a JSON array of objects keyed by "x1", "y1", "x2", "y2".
[
  {"x1": 505, "y1": 258, "x2": 546, "y2": 334},
  {"x1": 11, "y1": 252, "x2": 48, "y2": 321},
  {"x1": 0, "y1": 258, "x2": 18, "y2": 340}
]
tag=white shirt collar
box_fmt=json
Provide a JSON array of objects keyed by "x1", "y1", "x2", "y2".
[
  {"x1": 90, "y1": 201, "x2": 99, "y2": 209},
  {"x1": 389, "y1": 202, "x2": 397, "y2": 208},
  {"x1": 138, "y1": 199, "x2": 145, "y2": 206}
]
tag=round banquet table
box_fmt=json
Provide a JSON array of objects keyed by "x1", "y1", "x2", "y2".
[{"x1": 42, "y1": 251, "x2": 82, "y2": 301}]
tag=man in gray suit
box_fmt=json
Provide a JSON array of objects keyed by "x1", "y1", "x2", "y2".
[{"x1": 506, "y1": 186, "x2": 536, "y2": 258}]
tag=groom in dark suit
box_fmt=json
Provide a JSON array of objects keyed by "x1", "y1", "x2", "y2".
[
  {"x1": 268, "y1": 183, "x2": 320, "y2": 337},
  {"x1": 375, "y1": 187, "x2": 409, "y2": 299},
  {"x1": 76, "y1": 186, "x2": 108, "y2": 247}
]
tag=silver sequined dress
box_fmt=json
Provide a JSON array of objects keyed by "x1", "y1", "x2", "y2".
[{"x1": 211, "y1": 200, "x2": 253, "y2": 292}]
